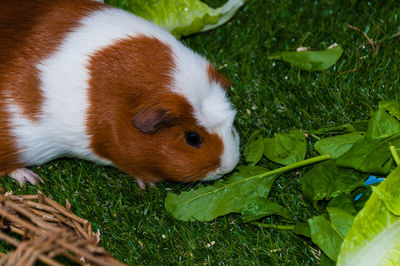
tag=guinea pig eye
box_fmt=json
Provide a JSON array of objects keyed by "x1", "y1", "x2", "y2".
[{"x1": 185, "y1": 131, "x2": 203, "y2": 148}]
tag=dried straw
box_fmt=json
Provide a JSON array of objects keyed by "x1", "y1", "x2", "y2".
[{"x1": 0, "y1": 188, "x2": 125, "y2": 266}]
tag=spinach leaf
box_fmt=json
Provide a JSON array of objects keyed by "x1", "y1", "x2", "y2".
[
  {"x1": 268, "y1": 44, "x2": 343, "y2": 71},
  {"x1": 302, "y1": 160, "x2": 367, "y2": 202},
  {"x1": 165, "y1": 166, "x2": 278, "y2": 221},
  {"x1": 241, "y1": 197, "x2": 290, "y2": 222},
  {"x1": 166, "y1": 155, "x2": 330, "y2": 221},
  {"x1": 379, "y1": 100, "x2": 400, "y2": 120},
  {"x1": 314, "y1": 132, "x2": 365, "y2": 158},
  {"x1": 264, "y1": 130, "x2": 307, "y2": 165},
  {"x1": 311, "y1": 123, "x2": 356, "y2": 135},
  {"x1": 351, "y1": 120, "x2": 369, "y2": 132},
  {"x1": 335, "y1": 136, "x2": 397, "y2": 175},
  {"x1": 328, "y1": 193, "x2": 357, "y2": 215},
  {"x1": 244, "y1": 130, "x2": 265, "y2": 165},
  {"x1": 366, "y1": 109, "x2": 400, "y2": 139},
  {"x1": 293, "y1": 222, "x2": 311, "y2": 238},
  {"x1": 308, "y1": 215, "x2": 343, "y2": 261},
  {"x1": 307, "y1": 208, "x2": 353, "y2": 262},
  {"x1": 327, "y1": 207, "x2": 354, "y2": 239}
]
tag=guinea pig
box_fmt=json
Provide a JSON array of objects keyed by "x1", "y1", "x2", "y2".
[{"x1": 0, "y1": 0, "x2": 240, "y2": 189}]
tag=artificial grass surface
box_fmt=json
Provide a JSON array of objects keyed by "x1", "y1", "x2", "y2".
[{"x1": 1, "y1": 0, "x2": 400, "y2": 264}]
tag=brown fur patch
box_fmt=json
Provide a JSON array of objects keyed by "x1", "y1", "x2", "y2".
[
  {"x1": 207, "y1": 64, "x2": 232, "y2": 90},
  {"x1": 87, "y1": 36, "x2": 223, "y2": 183},
  {"x1": 0, "y1": 0, "x2": 104, "y2": 172}
]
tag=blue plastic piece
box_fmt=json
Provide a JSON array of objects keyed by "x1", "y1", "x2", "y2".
[
  {"x1": 364, "y1": 175, "x2": 386, "y2": 186},
  {"x1": 354, "y1": 175, "x2": 385, "y2": 201},
  {"x1": 354, "y1": 193, "x2": 363, "y2": 201}
]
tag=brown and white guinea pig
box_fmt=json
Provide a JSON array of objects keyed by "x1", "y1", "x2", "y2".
[{"x1": 0, "y1": 0, "x2": 240, "y2": 189}]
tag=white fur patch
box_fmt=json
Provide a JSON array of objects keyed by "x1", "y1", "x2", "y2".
[{"x1": 7, "y1": 98, "x2": 111, "y2": 165}]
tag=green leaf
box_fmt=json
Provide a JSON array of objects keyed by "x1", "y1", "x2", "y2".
[
  {"x1": 244, "y1": 130, "x2": 265, "y2": 165},
  {"x1": 335, "y1": 136, "x2": 397, "y2": 175},
  {"x1": 308, "y1": 208, "x2": 353, "y2": 262},
  {"x1": 337, "y1": 167, "x2": 400, "y2": 266},
  {"x1": 366, "y1": 109, "x2": 400, "y2": 139},
  {"x1": 351, "y1": 120, "x2": 369, "y2": 132},
  {"x1": 327, "y1": 207, "x2": 354, "y2": 239},
  {"x1": 379, "y1": 100, "x2": 400, "y2": 120},
  {"x1": 311, "y1": 121, "x2": 368, "y2": 135},
  {"x1": 373, "y1": 168, "x2": 400, "y2": 215},
  {"x1": 311, "y1": 123, "x2": 356, "y2": 135},
  {"x1": 268, "y1": 44, "x2": 343, "y2": 71},
  {"x1": 302, "y1": 160, "x2": 367, "y2": 202},
  {"x1": 165, "y1": 166, "x2": 278, "y2": 221},
  {"x1": 308, "y1": 215, "x2": 343, "y2": 261},
  {"x1": 264, "y1": 130, "x2": 307, "y2": 165},
  {"x1": 105, "y1": 0, "x2": 244, "y2": 37},
  {"x1": 314, "y1": 132, "x2": 365, "y2": 158},
  {"x1": 293, "y1": 222, "x2": 311, "y2": 238},
  {"x1": 328, "y1": 193, "x2": 357, "y2": 216},
  {"x1": 241, "y1": 197, "x2": 290, "y2": 223},
  {"x1": 320, "y1": 254, "x2": 336, "y2": 266},
  {"x1": 166, "y1": 155, "x2": 331, "y2": 221}
]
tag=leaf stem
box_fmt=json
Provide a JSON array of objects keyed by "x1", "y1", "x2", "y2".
[
  {"x1": 253, "y1": 222, "x2": 295, "y2": 230},
  {"x1": 310, "y1": 134, "x2": 321, "y2": 140},
  {"x1": 389, "y1": 146, "x2": 400, "y2": 166},
  {"x1": 384, "y1": 131, "x2": 400, "y2": 143},
  {"x1": 253, "y1": 154, "x2": 331, "y2": 181}
]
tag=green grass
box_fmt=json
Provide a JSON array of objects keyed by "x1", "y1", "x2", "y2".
[{"x1": 1, "y1": 0, "x2": 400, "y2": 264}]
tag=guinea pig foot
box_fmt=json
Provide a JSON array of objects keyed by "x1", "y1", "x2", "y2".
[
  {"x1": 136, "y1": 180, "x2": 156, "y2": 190},
  {"x1": 8, "y1": 168, "x2": 44, "y2": 188},
  {"x1": 137, "y1": 179, "x2": 146, "y2": 190}
]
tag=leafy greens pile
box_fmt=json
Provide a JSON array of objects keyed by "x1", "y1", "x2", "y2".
[
  {"x1": 165, "y1": 100, "x2": 400, "y2": 265},
  {"x1": 105, "y1": 0, "x2": 244, "y2": 37}
]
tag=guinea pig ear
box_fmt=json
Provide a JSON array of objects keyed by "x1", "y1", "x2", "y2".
[{"x1": 132, "y1": 107, "x2": 175, "y2": 134}]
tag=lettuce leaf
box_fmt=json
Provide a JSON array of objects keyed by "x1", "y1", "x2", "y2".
[
  {"x1": 337, "y1": 167, "x2": 400, "y2": 266},
  {"x1": 105, "y1": 0, "x2": 244, "y2": 37}
]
